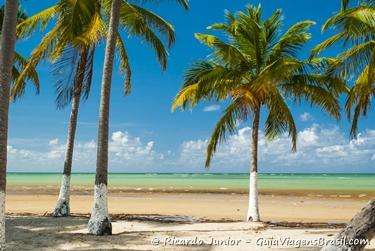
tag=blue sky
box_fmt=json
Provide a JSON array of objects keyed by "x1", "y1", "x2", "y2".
[{"x1": 6, "y1": 0, "x2": 375, "y2": 173}]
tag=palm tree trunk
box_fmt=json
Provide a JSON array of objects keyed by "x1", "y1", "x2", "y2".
[
  {"x1": 247, "y1": 107, "x2": 260, "y2": 222},
  {"x1": 0, "y1": 0, "x2": 19, "y2": 249},
  {"x1": 88, "y1": 0, "x2": 121, "y2": 236},
  {"x1": 321, "y1": 199, "x2": 375, "y2": 251},
  {"x1": 53, "y1": 48, "x2": 89, "y2": 217}
]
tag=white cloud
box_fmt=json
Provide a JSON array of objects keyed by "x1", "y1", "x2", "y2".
[
  {"x1": 299, "y1": 124, "x2": 319, "y2": 145},
  {"x1": 7, "y1": 131, "x2": 164, "y2": 172},
  {"x1": 203, "y1": 105, "x2": 221, "y2": 112},
  {"x1": 109, "y1": 131, "x2": 163, "y2": 164},
  {"x1": 6, "y1": 126, "x2": 375, "y2": 173},
  {"x1": 48, "y1": 138, "x2": 59, "y2": 146},
  {"x1": 300, "y1": 112, "x2": 314, "y2": 122},
  {"x1": 177, "y1": 125, "x2": 375, "y2": 172}
]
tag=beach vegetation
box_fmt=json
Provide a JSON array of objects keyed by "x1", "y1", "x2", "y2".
[
  {"x1": 313, "y1": 0, "x2": 375, "y2": 250},
  {"x1": 173, "y1": 4, "x2": 346, "y2": 222},
  {"x1": 15, "y1": 0, "x2": 186, "y2": 219}
]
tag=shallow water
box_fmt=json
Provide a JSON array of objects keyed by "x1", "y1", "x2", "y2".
[{"x1": 7, "y1": 173, "x2": 375, "y2": 192}]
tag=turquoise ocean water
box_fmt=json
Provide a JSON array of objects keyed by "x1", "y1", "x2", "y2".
[{"x1": 6, "y1": 173, "x2": 375, "y2": 192}]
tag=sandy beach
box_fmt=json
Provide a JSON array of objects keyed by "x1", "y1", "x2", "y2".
[
  {"x1": 4, "y1": 185, "x2": 375, "y2": 250},
  {"x1": 5, "y1": 215, "x2": 375, "y2": 250},
  {"x1": 1, "y1": 0, "x2": 374, "y2": 249},
  {"x1": 6, "y1": 186, "x2": 374, "y2": 223}
]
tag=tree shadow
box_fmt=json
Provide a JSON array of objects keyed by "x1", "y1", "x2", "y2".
[{"x1": 5, "y1": 216, "x2": 212, "y2": 251}]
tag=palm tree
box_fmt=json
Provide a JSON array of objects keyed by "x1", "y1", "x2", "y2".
[
  {"x1": 16, "y1": 0, "x2": 106, "y2": 217},
  {"x1": 312, "y1": 1, "x2": 375, "y2": 250},
  {"x1": 173, "y1": 5, "x2": 345, "y2": 222},
  {"x1": 87, "y1": 0, "x2": 189, "y2": 236},
  {"x1": 16, "y1": 0, "x2": 186, "y2": 217},
  {"x1": 0, "y1": 0, "x2": 20, "y2": 248},
  {"x1": 52, "y1": 45, "x2": 96, "y2": 217},
  {"x1": 87, "y1": 0, "x2": 121, "y2": 235}
]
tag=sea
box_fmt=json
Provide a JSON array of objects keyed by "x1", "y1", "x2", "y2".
[{"x1": 6, "y1": 173, "x2": 375, "y2": 193}]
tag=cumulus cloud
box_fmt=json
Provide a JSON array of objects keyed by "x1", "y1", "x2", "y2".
[
  {"x1": 6, "y1": 126, "x2": 375, "y2": 173},
  {"x1": 7, "y1": 131, "x2": 163, "y2": 172},
  {"x1": 203, "y1": 105, "x2": 221, "y2": 112},
  {"x1": 177, "y1": 125, "x2": 375, "y2": 172},
  {"x1": 299, "y1": 112, "x2": 314, "y2": 122},
  {"x1": 48, "y1": 138, "x2": 59, "y2": 146},
  {"x1": 109, "y1": 131, "x2": 163, "y2": 164}
]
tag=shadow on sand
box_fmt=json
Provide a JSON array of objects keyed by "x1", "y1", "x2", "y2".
[{"x1": 5, "y1": 216, "x2": 212, "y2": 251}]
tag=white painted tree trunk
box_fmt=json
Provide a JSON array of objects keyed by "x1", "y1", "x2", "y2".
[
  {"x1": 53, "y1": 75, "x2": 81, "y2": 216},
  {"x1": 88, "y1": 184, "x2": 111, "y2": 235},
  {"x1": 246, "y1": 108, "x2": 260, "y2": 222},
  {"x1": 53, "y1": 48, "x2": 88, "y2": 217},
  {"x1": 247, "y1": 171, "x2": 260, "y2": 221},
  {"x1": 88, "y1": 0, "x2": 120, "y2": 236},
  {"x1": 0, "y1": 0, "x2": 19, "y2": 249},
  {"x1": 53, "y1": 174, "x2": 71, "y2": 217}
]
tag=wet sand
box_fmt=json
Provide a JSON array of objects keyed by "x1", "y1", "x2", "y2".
[
  {"x1": 5, "y1": 186, "x2": 373, "y2": 223},
  {"x1": 4, "y1": 186, "x2": 375, "y2": 250}
]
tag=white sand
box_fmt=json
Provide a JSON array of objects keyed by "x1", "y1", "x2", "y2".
[
  {"x1": 5, "y1": 216, "x2": 375, "y2": 250},
  {"x1": 6, "y1": 193, "x2": 371, "y2": 223}
]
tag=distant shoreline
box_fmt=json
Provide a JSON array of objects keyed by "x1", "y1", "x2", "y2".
[
  {"x1": 6, "y1": 186, "x2": 375, "y2": 198},
  {"x1": 6, "y1": 173, "x2": 375, "y2": 194}
]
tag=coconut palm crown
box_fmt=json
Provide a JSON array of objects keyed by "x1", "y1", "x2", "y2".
[
  {"x1": 14, "y1": 0, "x2": 189, "y2": 105},
  {"x1": 172, "y1": 4, "x2": 346, "y2": 221},
  {"x1": 311, "y1": 0, "x2": 374, "y2": 137}
]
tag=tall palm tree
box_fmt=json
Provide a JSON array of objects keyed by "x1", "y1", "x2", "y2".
[
  {"x1": 16, "y1": 0, "x2": 186, "y2": 217},
  {"x1": 87, "y1": 0, "x2": 121, "y2": 236},
  {"x1": 312, "y1": 1, "x2": 375, "y2": 250},
  {"x1": 87, "y1": 0, "x2": 189, "y2": 236},
  {"x1": 173, "y1": 5, "x2": 345, "y2": 222},
  {"x1": 0, "y1": 0, "x2": 19, "y2": 248},
  {"x1": 52, "y1": 45, "x2": 96, "y2": 217},
  {"x1": 16, "y1": 0, "x2": 106, "y2": 217}
]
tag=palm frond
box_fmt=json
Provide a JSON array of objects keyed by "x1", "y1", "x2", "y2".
[
  {"x1": 81, "y1": 46, "x2": 95, "y2": 101},
  {"x1": 322, "y1": 5, "x2": 375, "y2": 41},
  {"x1": 14, "y1": 23, "x2": 62, "y2": 94},
  {"x1": 172, "y1": 83, "x2": 200, "y2": 111},
  {"x1": 346, "y1": 64, "x2": 374, "y2": 137},
  {"x1": 195, "y1": 33, "x2": 250, "y2": 66},
  {"x1": 310, "y1": 32, "x2": 346, "y2": 57},
  {"x1": 265, "y1": 92, "x2": 297, "y2": 151},
  {"x1": 126, "y1": 3, "x2": 175, "y2": 47},
  {"x1": 330, "y1": 41, "x2": 375, "y2": 80},
  {"x1": 10, "y1": 52, "x2": 40, "y2": 100},
  {"x1": 206, "y1": 100, "x2": 250, "y2": 168},
  {"x1": 53, "y1": 46, "x2": 81, "y2": 109},
  {"x1": 119, "y1": 2, "x2": 170, "y2": 70},
  {"x1": 269, "y1": 21, "x2": 315, "y2": 61},
  {"x1": 16, "y1": 5, "x2": 58, "y2": 38},
  {"x1": 117, "y1": 33, "x2": 132, "y2": 95}
]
